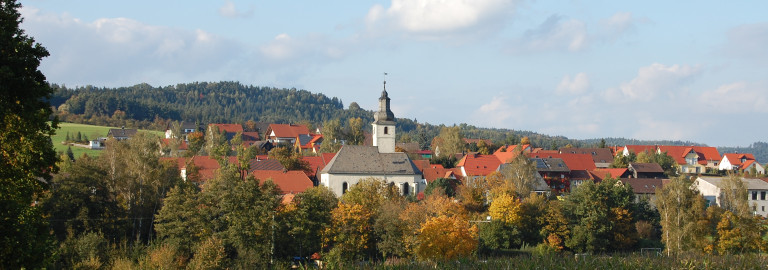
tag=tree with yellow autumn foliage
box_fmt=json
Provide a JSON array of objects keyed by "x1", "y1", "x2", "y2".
[
  {"x1": 416, "y1": 215, "x2": 478, "y2": 261},
  {"x1": 540, "y1": 200, "x2": 569, "y2": 251},
  {"x1": 324, "y1": 202, "x2": 373, "y2": 262},
  {"x1": 488, "y1": 193, "x2": 522, "y2": 225}
]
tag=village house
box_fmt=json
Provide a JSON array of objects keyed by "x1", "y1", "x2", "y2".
[
  {"x1": 656, "y1": 146, "x2": 707, "y2": 174},
  {"x1": 530, "y1": 157, "x2": 570, "y2": 193},
  {"x1": 621, "y1": 145, "x2": 721, "y2": 174},
  {"x1": 107, "y1": 127, "x2": 137, "y2": 141},
  {"x1": 529, "y1": 153, "x2": 596, "y2": 190},
  {"x1": 164, "y1": 121, "x2": 198, "y2": 140},
  {"x1": 627, "y1": 162, "x2": 665, "y2": 179},
  {"x1": 619, "y1": 178, "x2": 664, "y2": 207},
  {"x1": 265, "y1": 123, "x2": 311, "y2": 145},
  {"x1": 456, "y1": 153, "x2": 502, "y2": 184},
  {"x1": 496, "y1": 162, "x2": 551, "y2": 195},
  {"x1": 319, "y1": 87, "x2": 424, "y2": 197},
  {"x1": 720, "y1": 153, "x2": 765, "y2": 174},
  {"x1": 696, "y1": 176, "x2": 768, "y2": 217},
  {"x1": 560, "y1": 148, "x2": 614, "y2": 168}
]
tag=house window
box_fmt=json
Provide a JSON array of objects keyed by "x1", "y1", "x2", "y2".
[
  {"x1": 342, "y1": 182, "x2": 348, "y2": 194},
  {"x1": 762, "y1": 191, "x2": 766, "y2": 200},
  {"x1": 384, "y1": 127, "x2": 389, "y2": 134},
  {"x1": 752, "y1": 191, "x2": 758, "y2": 200},
  {"x1": 402, "y1": 183, "x2": 410, "y2": 196}
]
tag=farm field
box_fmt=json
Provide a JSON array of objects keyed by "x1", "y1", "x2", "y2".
[
  {"x1": 51, "y1": 122, "x2": 163, "y2": 158},
  {"x1": 346, "y1": 253, "x2": 768, "y2": 269}
]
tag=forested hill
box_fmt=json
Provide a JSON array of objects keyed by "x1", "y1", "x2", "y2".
[
  {"x1": 49, "y1": 82, "x2": 372, "y2": 126},
  {"x1": 49, "y1": 81, "x2": 762, "y2": 159}
]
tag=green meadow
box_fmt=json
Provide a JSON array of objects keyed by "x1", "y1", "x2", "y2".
[{"x1": 51, "y1": 122, "x2": 163, "y2": 158}]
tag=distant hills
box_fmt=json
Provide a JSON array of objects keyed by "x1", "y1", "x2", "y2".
[{"x1": 48, "y1": 82, "x2": 767, "y2": 162}]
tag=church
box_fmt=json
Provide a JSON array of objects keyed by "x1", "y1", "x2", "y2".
[{"x1": 319, "y1": 85, "x2": 424, "y2": 197}]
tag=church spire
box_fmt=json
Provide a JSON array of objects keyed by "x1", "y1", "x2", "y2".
[{"x1": 374, "y1": 73, "x2": 395, "y2": 124}]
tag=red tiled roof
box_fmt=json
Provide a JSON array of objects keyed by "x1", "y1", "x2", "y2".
[
  {"x1": 493, "y1": 144, "x2": 535, "y2": 163},
  {"x1": 411, "y1": 160, "x2": 431, "y2": 172},
  {"x1": 281, "y1": 193, "x2": 296, "y2": 205},
  {"x1": 590, "y1": 168, "x2": 628, "y2": 180},
  {"x1": 166, "y1": 156, "x2": 237, "y2": 182},
  {"x1": 742, "y1": 160, "x2": 756, "y2": 170},
  {"x1": 302, "y1": 153, "x2": 336, "y2": 178},
  {"x1": 609, "y1": 146, "x2": 623, "y2": 156},
  {"x1": 560, "y1": 148, "x2": 614, "y2": 164},
  {"x1": 268, "y1": 124, "x2": 310, "y2": 138},
  {"x1": 209, "y1": 123, "x2": 243, "y2": 134},
  {"x1": 528, "y1": 153, "x2": 596, "y2": 171},
  {"x1": 723, "y1": 153, "x2": 756, "y2": 167},
  {"x1": 249, "y1": 170, "x2": 313, "y2": 194},
  {"x1": 693, "y1": 146, "x2": 721, "y2": 162},
  {"x1": 242, "y1": 131, "x2": 261, "y2": 141},
  {"x1": 623, "y1": 145, "x2": 657, "y2": 155},
  {"x1": 457, "y1": 154, "x2": 502, "y2": 177},
  {"x1": 657, "y1": 146, "x2": 693, "y2": 165},
  {"x1": 160, "y1": 138, "x2": 188, "y2": 150}
]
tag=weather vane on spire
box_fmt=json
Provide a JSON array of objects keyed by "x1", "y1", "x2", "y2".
[{"x1": 383, "y1": 72, "x2": 388, "y2": 90}]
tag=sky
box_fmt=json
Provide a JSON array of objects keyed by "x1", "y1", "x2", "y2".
[{"x1": 18, "y1": 0, "x2": 768, "y2": 147}]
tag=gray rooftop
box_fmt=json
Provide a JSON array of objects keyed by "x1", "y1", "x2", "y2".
[
  {"x1": 532, "y1": 158, "x2": 570, "y2": 172},
  {"x1": 697, "y1": 176, "x2": 768, "y2": 190},
  {"x1": 108, "y1": 128, "x2": 137, "y2": 138},
  {"x1": 320, "y1": 145, "x2": 421, "y2": 175}
]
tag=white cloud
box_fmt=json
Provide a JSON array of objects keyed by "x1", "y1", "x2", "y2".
[
  {"x1": 698, "y1": 82, "x2": 768, "y2": 113},
  {"x1": 218, "y1": 0, "x2": 254, "y2": 18},
  {"x1": 19, "y1": 7, "x2": 245, "y2": 87},
  {"x1": 556, "y1": 72, "x2": 590, "y2": 94},
  {"x1": 513, "y1": 15, "x2": 588, "y2": 52},
  {"x1": 259, "y1": 33, "x2": 348, "y2": 62},
  {"x1": 471, "y1": 96, "x2": 524, "y2": 127},
  {"x1": 18, "y1": 7, "x2": 355, "y2": 87},
  {"x1": 598, "y1": 12, "x2": 644, "y2": 40},
  {"x1": 608, "y1": 63, "x2": 701, "y2": 102},
  {"x1": 366, "y1": 0, "x2": 518, "y2": 38}
]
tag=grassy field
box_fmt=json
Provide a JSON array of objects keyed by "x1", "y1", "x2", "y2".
[
  {"x1": 51, "y1": 122, "x2": 163, "y2": 158},
  {"x1": 326, "y1": 253, "x2": 768, "y2": 269}
]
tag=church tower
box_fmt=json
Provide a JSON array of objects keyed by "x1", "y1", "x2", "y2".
[{"x1": 372, "y1": 80, "x2": 396, "y2": 153}]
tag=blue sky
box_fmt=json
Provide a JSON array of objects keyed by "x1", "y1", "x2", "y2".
[{"x1": 19, "y1": 0, "x2": 768, "y2": 147}]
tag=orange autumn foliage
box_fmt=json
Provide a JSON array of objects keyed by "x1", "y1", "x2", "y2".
[{"x1": 416, "y1": 215, "x2": 478, "y2": 261}]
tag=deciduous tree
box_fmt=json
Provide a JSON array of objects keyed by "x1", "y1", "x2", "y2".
[
  {"x1": 655, "y1": 176, "x2": 707, "y2": 255},
  {"x1": 416, "y1": 215, "x2": 478, "y2": 261}
]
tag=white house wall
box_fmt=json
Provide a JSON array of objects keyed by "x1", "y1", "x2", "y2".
[
  {"x1": 719, "y1": 156, "x2": 734, "y2": 171},
  {"x1": 320, "y1": 173, "x2": 423, "y2": 197}
]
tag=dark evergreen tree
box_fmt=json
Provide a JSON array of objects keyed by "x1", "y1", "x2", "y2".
[{"x1": 0, "y1": 0, "x2": 57, "y2": 266}]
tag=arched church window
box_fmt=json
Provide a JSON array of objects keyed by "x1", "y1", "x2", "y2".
[
  {"x1": 342, "y1": 182, "x2": 348, "y2": 194},
  {"x1": 384, "y1": 127, "x2": 389, "y2": 134}
]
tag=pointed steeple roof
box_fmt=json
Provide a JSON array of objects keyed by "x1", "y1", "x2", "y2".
[{"x1": 374, "y1": 80, "x2": 395, "y2": 124}]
